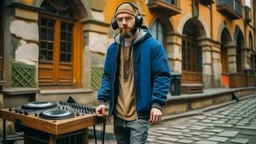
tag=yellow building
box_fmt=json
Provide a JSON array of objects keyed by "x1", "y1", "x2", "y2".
[
  {"x1": 104, "y1": 0, "x2": 256, "y2": 93},
  {"x1": 0, "y1": 0, "x2": 255, "y2": 108}
]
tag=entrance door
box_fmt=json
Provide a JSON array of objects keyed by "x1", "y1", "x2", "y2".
[
  {"x1": 38, "y1": 0, "x2": 81, "y2": 89},
  {"x1": 39, "y1": 16, "x2": 74, "y2": 88},
  {"x1": 182, "y1": 37, "x2": 202, "y2": 83}
]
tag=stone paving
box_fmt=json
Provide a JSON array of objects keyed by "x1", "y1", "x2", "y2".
[{"x1": 147, "y1": 97, "x2": 256, "y2": 144}]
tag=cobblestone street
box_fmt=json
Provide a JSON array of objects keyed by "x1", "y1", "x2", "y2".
[
  {"x1": 92, "y1": 96, "x2": 256, "y2": 144},
  {"x1": 146, "y1": 96, "x2": 256, "y2": 144}
]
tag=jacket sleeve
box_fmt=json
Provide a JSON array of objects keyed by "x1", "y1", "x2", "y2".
[
  {"x1": 151, "y1": 43, "x2": 171, "y2": 109},
  {"x1": 97, "y1": 45, "x2": 113, "y2": 105}
]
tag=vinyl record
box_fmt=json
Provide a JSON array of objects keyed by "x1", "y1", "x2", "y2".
[
  {"x1": 39, "y1": 109, "x2": 75, "y2": 120},
  {"x1": 22, "y1": 101, "x2": 57, "y2": 110}
]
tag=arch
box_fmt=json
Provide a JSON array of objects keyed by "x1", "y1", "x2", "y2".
[
  {"x1": 233, "y1": 25, "x2": 245, "y2": 46},
  {"x1": 34, "y1": 0, "x2": 92, "y2": 18},
  {"x1": 177, "y1": 13, "x2": 209, "y2": 38},
  {"x1": 149, "y1": 15, "x2": 174, "y2": 33},
  {"x1": 181, "y1": 18, "x2": 203, "y2": 83},
  {"x1": 221, "y1": 28, "x2": 232, "y2": 43},
  {"x1": 217, "y1": 21, "x2": 233, "y2": 41},
  {"x1": 234, "y1": 26, "x2": 245, "y2": 72},
  {"x1": 220, "y1": 28, "x2": 231, "y2": 73}
]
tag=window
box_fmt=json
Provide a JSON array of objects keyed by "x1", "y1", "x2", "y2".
[
  {"x1": 39, "y1": 0, "x2": 80, "y2": 88},
  {"x1": 182, "y1": 24, "x2": 202, "y2": 72},
  {"x1": 166, "y1": 0, "x2": 175, "y2": 5},
  {"x1": 181, "y1": 20, "x2": 203, "y2": 83},
  {"x1": 150, "y1": 20, "x2": 163, "y2": 45},
  {"x1": 245, "y1": 0, "x2": 251, "y2": 7}
]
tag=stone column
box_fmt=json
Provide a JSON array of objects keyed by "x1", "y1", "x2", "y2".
[
  {"x1": 81, "y1": 18, "x2": 110, "y2": 89},
  {"x1": 225, "y1": 42, "x2": 237, "y2": 73},
  {"x1": 241, "y1": 46, "x2": 251, "y2": 70},
  {"x1": 198, "y1": 38, "x2": 213, "y2": 88},
  {"x1": 165, "y1": 32, "x2": 182, "y2": 74}
]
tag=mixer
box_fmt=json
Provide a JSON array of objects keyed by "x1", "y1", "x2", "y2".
[
  {"x1": 0, "y1": 100, "x2": 106, "y2": 144},
  {"x1": 8, "y1": 101, "x2": 96, "y2": 120}
]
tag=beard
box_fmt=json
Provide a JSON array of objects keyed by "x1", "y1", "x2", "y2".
[{"x1": 120, "y1": 25, "x2": 137, "y2": 39}]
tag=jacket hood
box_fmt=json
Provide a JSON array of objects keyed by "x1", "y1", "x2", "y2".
[{"x1": 114, "y1": 26, "x2": 152, "y2": 45}]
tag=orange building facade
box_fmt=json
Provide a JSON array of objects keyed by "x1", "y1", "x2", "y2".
[
  {"x1": 0, "y1": 0, "x2": 255, "y2": 108},
  {"x1": 103, "y1": 0, "x2": 256, "y2": 93}
]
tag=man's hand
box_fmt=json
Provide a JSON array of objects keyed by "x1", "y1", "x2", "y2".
[
  {"x1": 149, "y1": 107, "x2": 162, "y2": 124},
  {"x1": 95, "y1": 105, "x2": 106, "y2": 117}
]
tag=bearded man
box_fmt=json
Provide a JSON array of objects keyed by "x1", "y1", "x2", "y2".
[{"x1": 95, "y1": 2, "x2": 171, "y2": 144}]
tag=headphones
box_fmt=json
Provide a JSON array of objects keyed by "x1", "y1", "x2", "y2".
[{"x1": 111, "y1": 2, "x2": 143, "y2": 30}]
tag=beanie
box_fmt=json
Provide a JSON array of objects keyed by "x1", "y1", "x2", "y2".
[{"x1": 115, "y1": 3, "x2": 137, "y2": 17}]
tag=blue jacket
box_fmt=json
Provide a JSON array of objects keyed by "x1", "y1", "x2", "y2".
[{"x1": 97, "y1": 26, "x2": 171, "y2": 119}]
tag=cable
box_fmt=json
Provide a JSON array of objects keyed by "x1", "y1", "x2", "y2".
[
  {"x1": 93, "y1": 125, "x2": 97, "y2": 144},
  {"x1": 102, "y1": 117, "x2": 106, "y2": 144}
]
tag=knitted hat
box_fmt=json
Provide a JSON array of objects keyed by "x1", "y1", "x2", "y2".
[{"x1": 115, "y1": 3, "x2": 137, "y2": 17}]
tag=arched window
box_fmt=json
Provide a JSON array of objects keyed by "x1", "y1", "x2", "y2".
[
  {"x1": 39, "y1": 0, "x2": 81, "y2": 88},
  {"x1": 182, "y1": 23, "x2": 202, "y2": 73},
  {"x1": 181, "y1": 20, "x2": 203, "y2": 83},
  {"x1": 150, "y1": 20, "x2": 163, "y2": 45}
]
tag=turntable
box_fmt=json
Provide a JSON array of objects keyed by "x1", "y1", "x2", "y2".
[
  {"x1": 21, "y1": 101, "x2": 57, "y2": 110},
  {"x1": 39, "y1": 109, "x2": 74, "y2": 120},
  {"x1": 0, "y1": 101, "x2": 106, "y2": 144}
]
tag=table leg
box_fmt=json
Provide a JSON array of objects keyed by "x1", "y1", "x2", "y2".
[
  {"x1": 24, "y1": 137, "x2": 28, "y2": 144},
  {"x1": 82, "y1": 128, "x2": 88, "y2": 144},
  {"x1": 2, "y1": 119, "x2": 6, "y2": 144},
  {"x1": 49, "y1": 135, "x2": 56, "y2": 144}
]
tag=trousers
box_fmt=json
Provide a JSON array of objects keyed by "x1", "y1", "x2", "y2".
[{"x1": 114, "y1": 115, "x2": 150, "y2": 144}]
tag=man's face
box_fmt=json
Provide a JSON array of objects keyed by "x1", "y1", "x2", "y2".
[{"x1": 116, "y1": 13, "x2": 137, "y2": 38}]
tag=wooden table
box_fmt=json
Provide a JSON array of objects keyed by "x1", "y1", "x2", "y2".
[{"x1": 0, "y1": 109, "x2": 106, "y2": 144}]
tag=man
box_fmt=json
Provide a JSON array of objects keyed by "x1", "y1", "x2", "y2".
[{"x1": 95, "y1": 2, "x2": 171, "y2": 144}]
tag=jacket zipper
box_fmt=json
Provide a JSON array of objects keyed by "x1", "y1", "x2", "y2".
[{"x1": 132, "y1": 45, "x2": 139, "y2": 121}]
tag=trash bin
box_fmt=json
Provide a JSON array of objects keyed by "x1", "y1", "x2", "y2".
[{"x1": 170, "y1": 73, "x2": 181, "y2": 96}]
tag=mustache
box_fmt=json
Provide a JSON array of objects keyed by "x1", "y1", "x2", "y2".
[{"x1": 119, "y1": 25, "x2": 137, "y2": 38}]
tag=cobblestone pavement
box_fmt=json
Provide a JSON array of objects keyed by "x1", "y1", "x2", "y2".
[
  {"x1": 147, "y1": 97, "x2": 256, "y2": 144},
  {"x1": 4, "y1": 96, "x2": 256, "y2": 144}
]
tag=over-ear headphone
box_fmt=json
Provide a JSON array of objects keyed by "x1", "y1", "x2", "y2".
[{"x1": 111, "y1": 2, "x2": 143, "y2": 30}]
